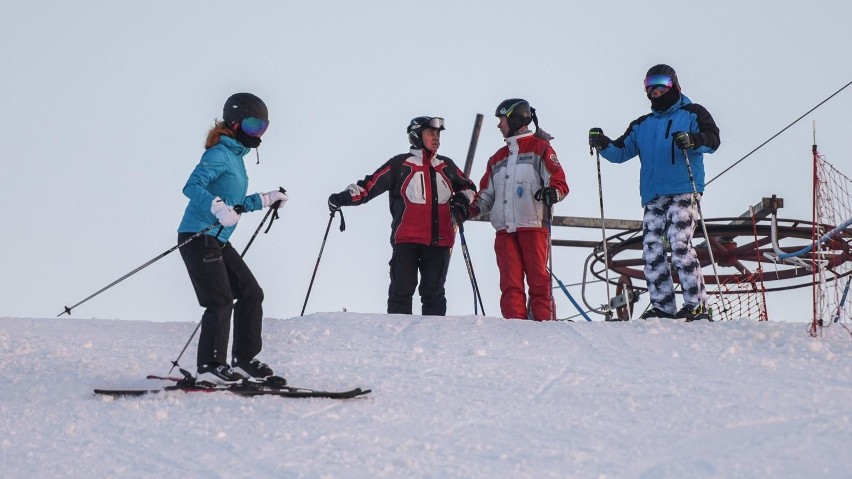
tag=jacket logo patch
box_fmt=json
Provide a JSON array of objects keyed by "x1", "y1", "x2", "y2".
[{"x1": 550, "y1": 153, "x2": 559, "y2": 164}]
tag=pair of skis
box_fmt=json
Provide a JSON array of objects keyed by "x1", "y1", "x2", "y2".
[{"x1": 94, "y1": 370, "x2": 370, "y2": 399}]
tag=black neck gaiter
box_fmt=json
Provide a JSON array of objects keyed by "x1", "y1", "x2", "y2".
[
  {"x1": 234, "y1": 129, "x2": 262, "y2": 149},
  {"x1": 649, "y1": 88, "x2": 680, "y2": 112}
]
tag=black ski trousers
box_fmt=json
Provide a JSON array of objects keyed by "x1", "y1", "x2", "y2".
[
  {"x1": 387, "y1": 243, "x2": 450, "y2": 315},
  {"x1": 179, "y1": 233, "x2": 264, "y2": 367}
]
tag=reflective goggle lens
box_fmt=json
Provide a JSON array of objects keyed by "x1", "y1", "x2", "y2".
[
  {"x1": 428, "y1": 117, "x2": 444, "y2": 129},
  {"x1": 644, "y1": 74, "x2": 673, "y2": 91},
  {"x1": 241, "y1": 117, "x2": 269, "y2": 137}
]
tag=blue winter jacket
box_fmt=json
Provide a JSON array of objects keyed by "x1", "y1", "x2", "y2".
[
  {"x1": 178, "y1": 135, "x2": 263, "y2": 242},
  {"x1": 600, "y1": 93, "x2": 720, "y2": 206}
]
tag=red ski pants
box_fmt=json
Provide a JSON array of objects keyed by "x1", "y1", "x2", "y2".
[{"x1": 494, "y1": 229, "x2": 554, "y2": 321}]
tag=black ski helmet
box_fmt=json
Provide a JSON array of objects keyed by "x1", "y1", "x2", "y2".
[
  {"x1": 645, "y1": 64, "x2": 680, "y2": 91},
  {"x1": 645, "y1": 64, "x2": 682, "y2": 111},
  {"x1": 407, "y1": 116, "x2": 445, "y2": 149},
  {"x1": 495, "y1": 99, "x2": 532, "y2": 136},
  {"x1": 223, "y1": 93, "x2": 268, "y2": 130}
]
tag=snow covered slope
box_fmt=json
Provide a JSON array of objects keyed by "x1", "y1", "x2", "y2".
[{"x1": 1, "y1": 314, "x2": 851, "y2": 478}]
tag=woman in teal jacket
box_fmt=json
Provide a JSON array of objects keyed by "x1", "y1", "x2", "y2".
[
  {"x1": 178, "y1": 92, "x2": 287, "y2": 385},
  {"x1": 589, "y1": 64, "x2": 720, "y2": 321}
]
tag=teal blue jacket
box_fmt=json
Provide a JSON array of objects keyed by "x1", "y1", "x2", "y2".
[{"x1": 178, "y1": 135, "x2": 263, "y2": 242}]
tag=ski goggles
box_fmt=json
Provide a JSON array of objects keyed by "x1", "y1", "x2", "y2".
[
  {"x1": 424, "y1": 117, "x2": 444, "y2": 130},
  {"x1": 241, "y1": 117, "x2": 269, "y2": 137},
  {"x1": 644, "y1": 74, "x2": 674, "y2": 92}
]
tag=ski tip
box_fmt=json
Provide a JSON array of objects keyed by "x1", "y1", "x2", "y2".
[{"x1": 94, "y1": 388, "x2": 161, "y2": 397}]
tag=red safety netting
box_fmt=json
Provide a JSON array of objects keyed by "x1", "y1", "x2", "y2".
[{"x1": 810, "y1": 151, "x2": 852, "y2": 336}]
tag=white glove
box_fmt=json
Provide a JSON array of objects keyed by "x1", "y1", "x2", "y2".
[
  {"x1": 261, "y1": 190, "x2": 289, "y2": 208},
  {"x1": 346, "y1": 183, "x2": 365, "y2": 197},
  {"x1": 210, "y1": 197, "x2": 241, "y2": 227}
]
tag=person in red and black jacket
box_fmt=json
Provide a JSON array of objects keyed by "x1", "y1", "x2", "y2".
[
  {"x1": 328, "y1": 116, "x2": 476, "y2": 315},
  {"x1": 471, "y1": 99, "x2": 569, "y2": 321}
]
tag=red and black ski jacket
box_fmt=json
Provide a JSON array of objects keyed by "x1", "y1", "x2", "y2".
[{"x1": 340, "y1": 148, "x2": 476, "y2": 247}]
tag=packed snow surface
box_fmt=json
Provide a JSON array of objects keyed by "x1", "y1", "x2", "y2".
[{"x1": 2, "y1": 314, "x2": 851, "y2": 478}]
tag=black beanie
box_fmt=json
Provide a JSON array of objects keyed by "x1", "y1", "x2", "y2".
[{"x1": 223, "y1": 93, "x2": 268, "y2": 128}]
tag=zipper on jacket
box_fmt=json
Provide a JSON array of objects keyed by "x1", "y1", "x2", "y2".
[
  {"x1": 420, "y1": 174, "x2": 426, "y2": 201},
  {"x1": 665, "y1": 119, "x2": 675, "y2": 164},
  {"x1": 428, "y1": 163, "x2": 439, "y2": 245}
]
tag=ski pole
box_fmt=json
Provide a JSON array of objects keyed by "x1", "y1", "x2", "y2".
[
  {"x1": 457, "y1": 221, "x2": 485, "y2": 315},
  {"x1": 592, "y1": 147, "x2": 613, "y2": 315},
  {"x1": 533, "y1": 188, "x2": 557, "y2": 321},
  {"x1": 58, "y1": 221, "x2": 219, "y2": 317},
  {"x1": 452, "y1": 112, "x2": 485, "y2": 313},
  {"x1": 545, "y1": 201, "x2": 555, "y2": 320},
  {"x1": 241, "y1": 187, "x2": 287, "y2": 258},
  {"x1": 300, "y1": 208, "x2": 345, "y2": 316},
  {"x1": 168, "y1": 320, "x2": 203, "y2": 374},
  {"x1": 682, "y1": 148, "x2": 727, "y2": 320}
]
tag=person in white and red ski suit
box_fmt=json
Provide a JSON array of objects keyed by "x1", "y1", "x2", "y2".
[
  {"x1": 471, "y1": 99, "x2": 569, "y2": 321},
  {"x1": 327, "y1": 116, "x2": 476, "y2": 315}
]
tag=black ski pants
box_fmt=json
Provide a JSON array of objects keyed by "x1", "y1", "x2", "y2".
[
  {"x1": 179, "y1": 233, "x2": 264, "y2": 367},
  {"x1": 387, "y1": 243, "x2": 450, "y2": 316}
]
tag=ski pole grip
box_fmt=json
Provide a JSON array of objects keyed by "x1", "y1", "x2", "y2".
[{"x1": 271, "y1": 186, "x2": 287, "y2": 209}]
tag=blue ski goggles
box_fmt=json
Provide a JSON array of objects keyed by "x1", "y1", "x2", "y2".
[
  {"x1": 241, "y1": 117, "x2": 269, "y2": 137},
  {"x1": 644, "y1": 74, "x2": 674, "y2": 92}
]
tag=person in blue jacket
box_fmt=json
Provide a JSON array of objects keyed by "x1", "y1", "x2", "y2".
[
  {"x1": 589, "y1": 64, "x2": 720, "y2": 321},
  {"x1": 177, "y1": 92, "x2": 288, "y2": 385}
]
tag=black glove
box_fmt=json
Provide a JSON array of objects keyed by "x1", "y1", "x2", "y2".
[
  {"x1": 589, "y1": 127, "x2": 611, "y2": 150},
  {"x1": 327, "y1": 192, "x2": 349, "y2": 212},
  {"x1": 534, "y1": 187, "x2": 561, "y2": 207},
  {"x1": 449, "y1": 192, "x2": 470, "y2": 223},
  {"x1": 673, "y1": 131, "x2": 701, "y2": 150}
]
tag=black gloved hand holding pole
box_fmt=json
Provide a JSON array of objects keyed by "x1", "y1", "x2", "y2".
[
  {"x1": 534, "y1": 187, "x2": 561, "y2": 207},
  {"x1": 673, "y1": 131, "x2": 701, "y2": 151},
  {"x1": 449, "y1": 192, "x2": 471, "y2": 223},
  {"x1": 589, "y1": 127, "x2": 611, "y2": 152},
  {"x1": 327, "y1": 191, "x2": 350, "y2": 212}
]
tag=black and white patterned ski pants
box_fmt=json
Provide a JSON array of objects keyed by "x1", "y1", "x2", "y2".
[{"x1": 642, "y1": 193, "x2": 707, "y2": 314}]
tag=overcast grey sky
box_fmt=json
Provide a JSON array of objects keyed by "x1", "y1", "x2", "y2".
[{"x1": 2, "y1": 0, "x2": 850, "y2": 324}]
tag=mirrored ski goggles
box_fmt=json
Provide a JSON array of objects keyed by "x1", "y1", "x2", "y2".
[
  {"x1": 644, "y1": 74, "x2": 673, "y2": 92},
  {"x1": 425, "y1": 117, "x2": 444, "y2": 130},
  {"x1": 241, "y1": 117, "x2": 269, "y2": 137}
]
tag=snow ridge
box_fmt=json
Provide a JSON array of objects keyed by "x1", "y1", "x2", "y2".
[{"x1": 1, "y1": 314, "x2": 851, "y2": 478}]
